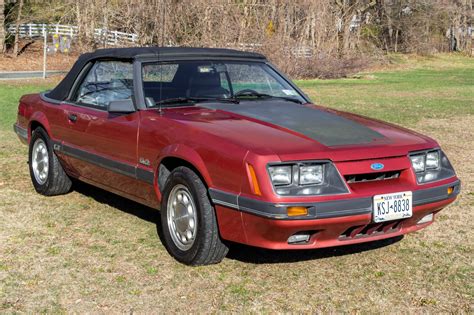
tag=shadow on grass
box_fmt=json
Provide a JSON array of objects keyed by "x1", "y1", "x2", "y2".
[
  {"x1": 73, "y1": 180, "x2": 170, "y2": 249},
  {"x1": 73, "y1": 180, "x2": 403, "y2": 265},
  {"x1": 226, "y1": 236, "x2": 403, "y2": 264},
  {"x1": 72, "y1": 181, "x2": 161, "y2": 224}
]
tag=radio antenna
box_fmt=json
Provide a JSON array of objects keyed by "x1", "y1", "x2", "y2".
[
  {"x1": 161, "y1": 0, "x2": 166, "y2": 47},
  {"x1": 158, "y1": 0, "x2": 166, "y2": 114}
]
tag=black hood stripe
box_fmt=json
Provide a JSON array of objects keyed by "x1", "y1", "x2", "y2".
[{"x1": 200, "y1": 102, "x2": 385, "y2": 147}]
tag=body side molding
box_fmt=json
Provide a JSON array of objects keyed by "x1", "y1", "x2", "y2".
[{"x1": 52, "y1": 141, "x2": 154, "y2": 184}]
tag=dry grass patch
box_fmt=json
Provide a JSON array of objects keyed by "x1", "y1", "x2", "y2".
[{"x1": 1, "y1": 115, "x2": 472, "y2": 313}]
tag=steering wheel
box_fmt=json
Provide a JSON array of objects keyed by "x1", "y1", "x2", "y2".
[{"x1": 234, "y1": 89, "x2": 261, "y2": 97}]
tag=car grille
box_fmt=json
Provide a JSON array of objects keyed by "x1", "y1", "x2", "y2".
[
  {"x1": 339, "y1": 220, "x2": 403, "y2": 240},
  {"x1": 345, "y1": 170, "x2": 401, "y2": 184}
]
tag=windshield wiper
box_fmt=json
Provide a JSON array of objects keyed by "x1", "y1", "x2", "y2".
[
  {"x1": 152, "y1": 93, "x2": 303, "y2": 108},
  {"x1": 155, "y1": 97, "x2": 209, "y2": 106},
  {"x1": 214, "y1": 98, "x2": 240, "y2": 104},
  {"x1": 266, "y1": 95, "x2": 303, "y2": 104},
  {"x1": 153, "y1": 97, "x2": 239, "y2": 107},
  {"x1": 234, "y1": 92, "x2": 302, "y2": 104}
]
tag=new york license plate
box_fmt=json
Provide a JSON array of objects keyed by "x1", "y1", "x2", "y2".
[{"x1": 373, "y1": 191, "x2": 412, "y2": 223}]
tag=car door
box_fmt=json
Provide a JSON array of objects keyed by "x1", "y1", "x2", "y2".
[{"x1": 59, "y1": 60, "x2": 145, "y2": 198}]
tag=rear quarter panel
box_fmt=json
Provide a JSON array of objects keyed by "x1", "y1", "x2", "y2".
[
  {"x1": 19, "y1": 93, "x2": 68, "y2": 143},
  {"x1": 18, "y1": 93, "x2": 77, "y2": 175}
]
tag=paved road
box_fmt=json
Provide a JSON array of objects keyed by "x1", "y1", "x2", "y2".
[{"x1": 0, "y1": 70, "x2": 67, "y2": 80}]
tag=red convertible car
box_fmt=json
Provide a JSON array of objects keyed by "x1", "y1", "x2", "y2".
[{"x1": 14, "y1": 47, "x2": 460, "y2": 265}]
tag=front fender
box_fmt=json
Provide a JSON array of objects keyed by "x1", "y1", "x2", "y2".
[{"x1": 156, "y1": 143, "x2": 214, "y2": 187}]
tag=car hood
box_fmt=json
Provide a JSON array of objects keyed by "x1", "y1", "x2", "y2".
[{"x1": 164, "y1": 101, "x2": 438, "y2": 162}]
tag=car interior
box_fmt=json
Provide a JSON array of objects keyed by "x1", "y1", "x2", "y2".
[{"x1": 143, "y1": 63, "x2": 230, "y2": 102}]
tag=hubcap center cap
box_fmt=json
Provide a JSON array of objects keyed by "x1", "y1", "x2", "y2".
[{"x1": 174, "y1": 203, "x2": 190, "y2": 232}]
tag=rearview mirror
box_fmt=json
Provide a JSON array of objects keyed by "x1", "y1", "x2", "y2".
[{"x1": 108, "y1": 99, "x2": 135, "y2": 113}]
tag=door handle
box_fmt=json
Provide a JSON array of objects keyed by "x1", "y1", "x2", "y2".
[{"x1": 68, "y1": 114, "x2": 77, "y2": 122}]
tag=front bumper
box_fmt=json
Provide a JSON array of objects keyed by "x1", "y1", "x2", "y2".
[{"x1": 211, "y1": 179, "x2": 460, "y2": 249}]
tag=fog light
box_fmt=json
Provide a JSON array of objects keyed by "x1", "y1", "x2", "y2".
[
  {"x1": 417, "y1": 213, "x2": 433, "y2": 225},
  {"x1": 287, "y1": 206, "x2": 308, "y2": 217},
  {"x1": 288, "y1": 234, "x2": 310, "y2": 244}
]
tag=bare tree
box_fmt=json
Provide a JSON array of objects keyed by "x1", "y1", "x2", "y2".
[
  {"x1": 13, "y1": 0, "x2": 23, "y2": 56},
  {"x1": 468, "y1": 0, "x2": 473, "y2": 55},
  {"x1": 14, "y1": 0, "x2": 472, "y2": 76},
  {"x1": 0, "y1": 0, "x2": 5, "y2": 53}
]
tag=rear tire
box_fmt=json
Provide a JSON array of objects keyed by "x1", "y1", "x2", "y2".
[
  {"x1": 160, "y1": 166, "x2": 228, "y2": 265},
  {"x1": 29, "y1": 127, "x2": 72, "y2": 196}
]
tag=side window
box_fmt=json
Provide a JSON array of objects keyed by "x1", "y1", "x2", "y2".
[{"x1": 75, "y1": 61, "x2": 133, "y2": 108}]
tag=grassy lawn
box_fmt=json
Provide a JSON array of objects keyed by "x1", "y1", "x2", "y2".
[
  {"x1": 0, "y1": 80, "x2": 56, "y2": 132},
  {"x1": 296, "y1": 54, "x2": 474, "y2": 124},
  {"x1": 0, "y1": 54, "x2": 473, "y2": 312}
]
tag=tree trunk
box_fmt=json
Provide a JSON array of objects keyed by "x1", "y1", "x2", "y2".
[
  {"x1": 465, "y1": 0, "x2": 473, "y2": 56},
  {"x1": 394, "y1": 29, "x2": 399, "y2": 52},
  {"x1": 336, "y1": 0, "x2": 346, "y2": 57},
  {"x1": 13, "y1": 0, "x2": 24, "y2": 57},
  {"x1": 0, "y1": 0, "x2": 5, "y2": 53}
]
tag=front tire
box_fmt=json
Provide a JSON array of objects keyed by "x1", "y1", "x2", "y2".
[
  {"x1": 160, "y1": 166, "x2": 228, "y2": 265},
  {"x1": 29, "y1": 127, "x2": 72, "y2": 196}
]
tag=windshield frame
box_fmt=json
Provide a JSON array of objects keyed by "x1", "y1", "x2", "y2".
[{"x1": 133, "y1": 57, "x2": 311, "y2": 110}]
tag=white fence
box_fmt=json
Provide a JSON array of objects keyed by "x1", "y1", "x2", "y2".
[
  {"x1": 7, "y1": 23, "x2": 138, "y2": 46},
  {"x1": 7, "y1": 23, "x2": 315, "y2": 57}
]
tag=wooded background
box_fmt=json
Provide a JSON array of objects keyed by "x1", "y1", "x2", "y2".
[{"x1": 0, "y1": 0, "x2": 472, "y2": 78}]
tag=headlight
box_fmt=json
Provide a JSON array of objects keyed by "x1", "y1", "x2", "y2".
[
  {"x1": 299, "y1": 165, "x2": 323, "y2": 185},
  {"x1": 268, "y1": 165, "x2": 292, "y2": 186},
  {"x1": 425, "y1": 151, "x2": 439, "y2": 169},
  {"x1": 409, "y1": 149, "x2": 455, "y2": 184},
  {"x1": 409, "y1": 154, "x2": 425, "y2": 173},
  {"x1": 267, "y1": 161, "x2": 348, "y2": 196}
]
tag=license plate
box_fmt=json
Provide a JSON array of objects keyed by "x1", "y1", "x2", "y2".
[{"x1": 373, "y1": 191, "x2": 412, "y2": 223}]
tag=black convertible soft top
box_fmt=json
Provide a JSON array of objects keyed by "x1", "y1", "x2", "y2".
[{"x1": 46, "y1": 47, "x2": 266, "y2": 101}]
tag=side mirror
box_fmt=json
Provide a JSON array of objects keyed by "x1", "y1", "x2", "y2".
[
  {"x1": 108, "y1": 99, "x2": 136, "y2": 113},
  {"x1": 145, "y1": 97, "x2": 156, "y2": 107}
]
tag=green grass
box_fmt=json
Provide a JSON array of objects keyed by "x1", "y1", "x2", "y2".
[
  {"x1": 0, "y1": 54, "x2": 473, "y2": 313},
  {"x1": 296, "y1": 54, "x2": 474, "y2": 124},
  {"x1": 0, "y1": 81, "x2": 54, "y2": 131}
]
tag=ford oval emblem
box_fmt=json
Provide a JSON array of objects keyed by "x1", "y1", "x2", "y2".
[{"x1": 371, "y1": 163, "x2": 384, "y2": 171}]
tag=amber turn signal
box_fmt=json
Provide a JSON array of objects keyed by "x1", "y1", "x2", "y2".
[
  {"x1": 246, "y1": 163, "x2": 262, "y2": 196},
  {"x1": 287, "y1": 206, "x2": 308, "y2": 217},
  {"x1": 447, "y1": 186, "x2": 454, "y2": 195}
]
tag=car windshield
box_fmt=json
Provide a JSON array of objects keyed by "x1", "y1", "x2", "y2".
[{"x1": 142, "y1": 60, "x2": 305, "y2": 106}]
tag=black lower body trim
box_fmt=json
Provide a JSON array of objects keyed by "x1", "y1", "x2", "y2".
[
  {"x1": 413, "y1": 180, "x2": 461, "y2": 206},
  {"x1": 13, "y1": 123, "x2": 28, "y2": 143},
  {"x1": 209, "y1": 189, "x2": 372, "y2": 220},
  {"x1": 53, "y1": 141, "x2": 154, "y2": 184},
  {"x1": 209, "y1": 179, "x2": 460, "y2": 220}
]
